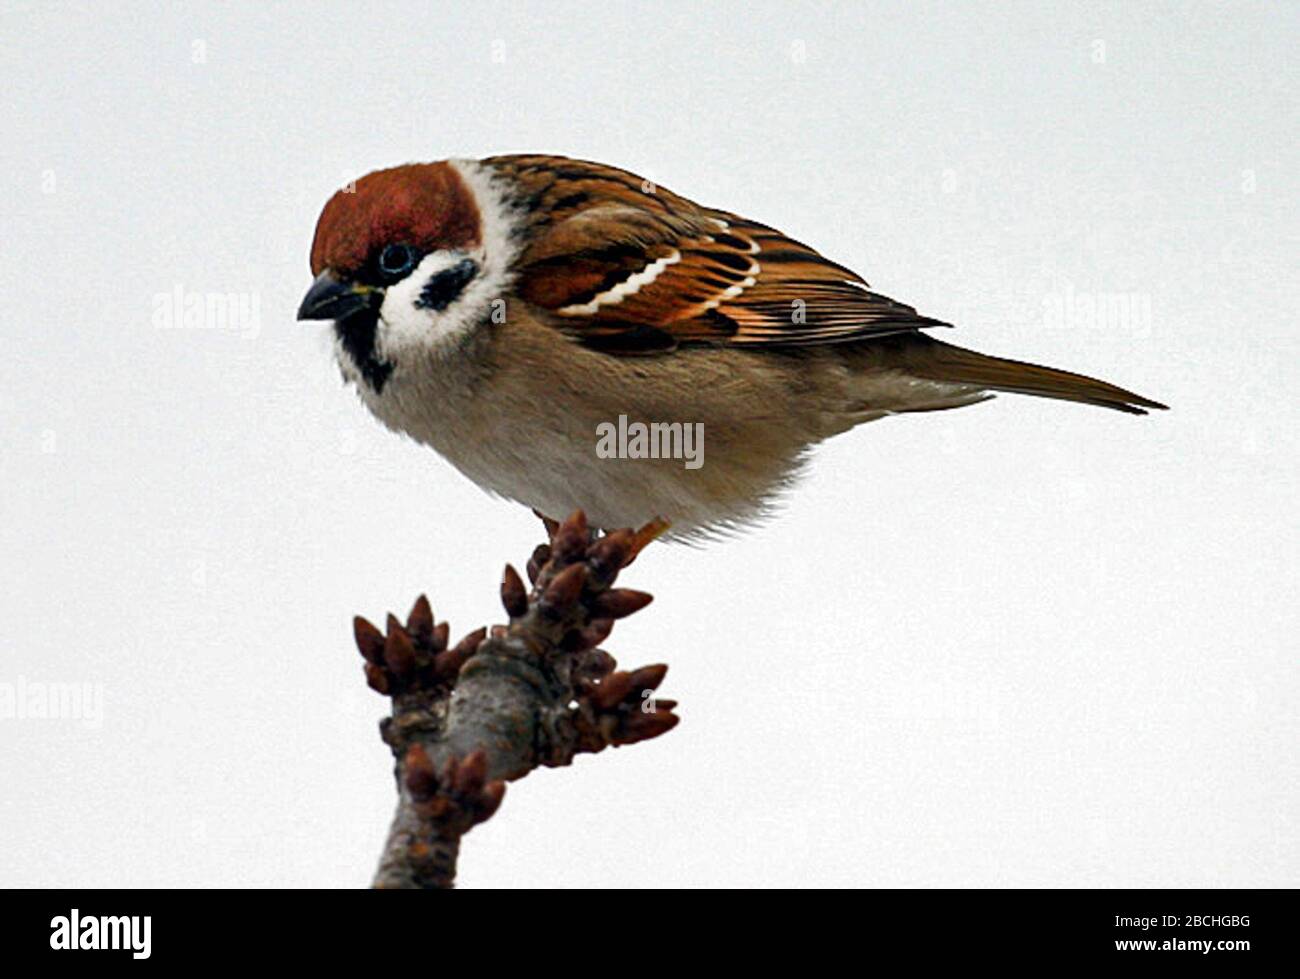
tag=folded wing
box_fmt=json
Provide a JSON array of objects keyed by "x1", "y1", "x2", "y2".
[{"x1": 489, "y1": 154, "x2": 947, "y2": 353}]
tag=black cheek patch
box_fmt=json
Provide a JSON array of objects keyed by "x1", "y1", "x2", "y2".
[{"x1": 415, "y1": 258, "x2": 479, "y2": 312}]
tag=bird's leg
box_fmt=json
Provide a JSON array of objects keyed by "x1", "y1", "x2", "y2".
[{"x1": 625, "y1": 517, "x2": 671, "y2": 564}]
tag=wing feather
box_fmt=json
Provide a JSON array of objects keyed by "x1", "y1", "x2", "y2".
[{"x1": 487, "y1": 154, "x2": 947, "y2": 353}]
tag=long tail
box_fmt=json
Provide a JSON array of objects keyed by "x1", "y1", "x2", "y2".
[{"x1": 892, "y1": 334, "x2": 1167, "y2": 415}]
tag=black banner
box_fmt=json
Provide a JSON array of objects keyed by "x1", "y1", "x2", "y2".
[{"x1": 1, "y1": 888, "x2": 1289, "y2": 967}]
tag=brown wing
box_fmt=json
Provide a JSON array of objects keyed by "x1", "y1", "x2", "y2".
[{"x1": 487, "y1": 154, "x2": 948, "y2": 353}]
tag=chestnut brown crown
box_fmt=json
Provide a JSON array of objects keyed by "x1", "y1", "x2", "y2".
[{"x1": 308, "y1": 163, "x2": 482, "y2": 278}]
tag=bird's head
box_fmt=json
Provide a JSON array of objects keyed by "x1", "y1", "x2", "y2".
[{"x1": 298, "y1": 161, "x2": 518, "y2": 392}]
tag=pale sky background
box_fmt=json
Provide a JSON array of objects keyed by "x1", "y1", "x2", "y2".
[{"x1": 1, "y1": 1, "x2": 1295, "y2": 888}]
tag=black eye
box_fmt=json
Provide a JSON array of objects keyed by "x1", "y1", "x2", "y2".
[{"x1": 376, "y1": 243, "x2": 419, "y2": 280}]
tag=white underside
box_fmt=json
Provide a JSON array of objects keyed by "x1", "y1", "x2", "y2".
[{"x1": 345, "y1": 339, "x2": 985, "y2": 540}]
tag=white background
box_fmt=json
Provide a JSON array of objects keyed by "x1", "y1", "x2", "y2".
[{"x1": 1, "y1": 1, "x2": 1295, "y2": 888}]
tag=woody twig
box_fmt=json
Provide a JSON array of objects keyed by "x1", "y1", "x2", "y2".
[{"x1": 357, "y1": 510, "x2": 679, "y2": 889}]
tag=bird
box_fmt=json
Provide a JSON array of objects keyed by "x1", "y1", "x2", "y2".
[{"x1": 299, "y1": 154, "x2": 1165, "y2": 541}]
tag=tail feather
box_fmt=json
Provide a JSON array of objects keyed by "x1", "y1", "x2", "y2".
[{"x1": 897, "y1": 336, "x2": 1167, "y2": 415}]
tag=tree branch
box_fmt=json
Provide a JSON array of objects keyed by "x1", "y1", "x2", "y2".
[{"x1": 354, "y1": 510, "x2": 679, "y2": 889}]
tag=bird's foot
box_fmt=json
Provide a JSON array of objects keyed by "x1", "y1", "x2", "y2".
[
  {"x1": 626, "y1": 517, "x2": 671, "y2": 564},
  {"x1": 533, "y1": 509, "x2": 670, "y2": 565}
]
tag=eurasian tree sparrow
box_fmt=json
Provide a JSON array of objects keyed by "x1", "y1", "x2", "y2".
[{"x1": 299, "y1": 155, "x2": 1164, "y2": 539}]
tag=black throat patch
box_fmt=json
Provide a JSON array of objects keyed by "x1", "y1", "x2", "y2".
[
  {"x1": 334, "y1": 257, "x2": 480, "y2": 393},
  {"x1": 334, "y1": 307, "x2": 393, "y2": 393}
]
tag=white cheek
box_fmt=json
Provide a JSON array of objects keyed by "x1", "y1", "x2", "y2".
[
  {"x1": 375, "y1": 251, "x2": 470, "y2": 360},
  {"x1": 371, "y1": 159, "x2": 523, "y2": 367}
]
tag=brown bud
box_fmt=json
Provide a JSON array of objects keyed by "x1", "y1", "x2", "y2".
[
  {"x1": 383, "y1": 625, "x2": 417, "y2": 677},
  {"x1": 500, "y1": 564, "x2": 528, "y2": 617},
  {"x1": 526, "y1": 544, "x2": 552, "y2": 584},
  {"x1": 591, "y1": 670, "x2": 635, "y2": 710},
  {"x1": 353, "y1": 616, "x2": 386, "y2": 664},
  {"x1": 552, "y1": 510, "x2": 590, "y2": 562},
  {"x1": 561, "y1": 617, "x2": 615, "y2": 651},
  {"x1": 431, "y1": 621, "x2": 450, "y2": 652},
  {"x1": 582, "y1": 618, "x2": 615, "y2": 648},
  {"x1": 454, "y1": 749, "x2": 488, "y2": 794},
  {"x1": 588, "y1": 588, "x2": 653, "y2": 619},
  {"x1": 433, "y1": 650, "x2": 460, "y2": 680},
  {"x1": 587, "y1": 530, "x2": 633, "y2": 576},
  {"x1": 626, "y1": 663, "x2": 668, "y2": 693},
  {"x1": 477, "y1": 781, "x2": 507, "y2": 822},
  {"x1": 544, "y1": 562, "x2": 587, "y2": 608},
  {"x1": 619, "y1": 710, "x2": 680, "y2": 743},
  {"x1": 560, "y1": 508, "x2": 589, "y2": 539},
  {"x1": 445, "y1": 626, "x2": 486, "y2": 670},
  {"x1": 403, "y1": 744, "x2": 437, "y2": 800},
  {"x1": 420, "y1": 796, "x2": 451, "y2": 820},
  {"x1": 532, "y1": 509, "x2": 559, "y2": 539},
  {"x1": 578, "y1": 647, "x2": 617, "y2": 677},
  {"x1": 406, "y1": 595, "x2": 433, "y2": 642},
  {"x1": 363, "y1": 662, "x2": 390, "y2": 694}
]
